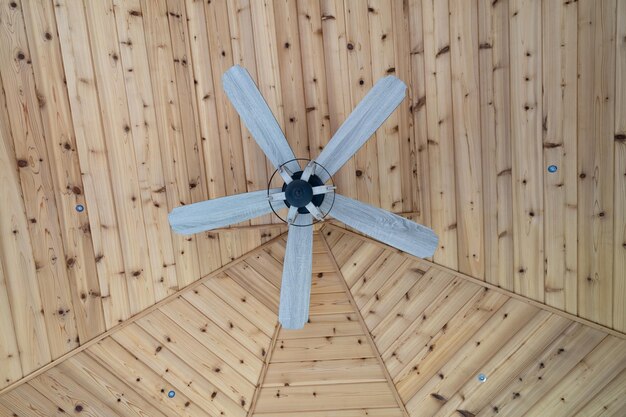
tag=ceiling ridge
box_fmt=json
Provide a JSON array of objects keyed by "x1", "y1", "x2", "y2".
[
  {"x1": 0, "y1": 230, "x2": 289, "y2": 398},
  {"x1": 322, "y1": 224, "x2": 626, "y2": 341},
  {"x1": 319, "y1": 231, "x2": 411, "y2": 417}
]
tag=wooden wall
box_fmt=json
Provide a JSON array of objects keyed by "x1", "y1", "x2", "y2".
[{"x1": 0, "y1": 0, "x2": 625, "y2": 393}]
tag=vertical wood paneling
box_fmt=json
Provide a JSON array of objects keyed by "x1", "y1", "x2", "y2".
[
  {"x1": 274, "y1": 0, "x2": 310, "y2": 161},
  {"x1": 613, "y1": 0, "x2": 626, "y2": 333},
  {"x1": 0, "y1": 88, "x2": 24, "y2": 386},
  {"x1": 296, "y1": 0, "x2": 332, "y2": 160},
  {"x1": 320, "y1": 0, "x2": 357, "y2": 199},
  {"x1": 54, "y1": 0, "x2": 131, "y2": 328},
  {"x1": 450, "y1": 0, "x2": 484, "y2": 279},
  {"x1": 577, "y1": 0, "x2": 616, "y2": 327},
  {"x1": 542, "y1": 0, "x2": 578, "y2": 313},
  {"x1": 509, "y1": 0, "x2": 544, "y2": 301},
  {"x1": 422, "y1": 0, "x2": 458, "y2": 269},
  {"x1": 20, "y1": 0, "x2": 105, "y2": 342},
  {"x1": 0, "y1": 0, "x2": 78, "y2": 360},
  {"x1": 111, "y1": 0, "x2": 178, "y2": 302},
  {"x1": 344, "y1": 0, "x2": 380, "y2": 207},
  {"x1": 479, "y1": 0, "x2": 514, "y2": 290},
  {"x1": 166, "y1": 0, "x2": 223, "y2": 276},
  {"x1": 226, "y1": 0, "x2": 272, "y2": 225},
  {"x1": 83, "y1": 0, "x2": 156, "y2": 314},
  {"x1": 141, "y1": 0, "x2": 203, "y2": 288},
  {"x1": 368, "y1": 0, "x2": 402, "y2": 213},
  {"x1": 407, "y1": 0, "x2": 431, "y2": 227}
]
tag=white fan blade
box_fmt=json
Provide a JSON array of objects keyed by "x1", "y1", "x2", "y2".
[
  {"x1": 330, "y1": 194, "x2": 438, "y2": 258},
  {"x1": 168, "y1": 189, "x2": 284, "y2": 235},
  {"x1": 314, "y1": 76, "x2": 406, "y2": 180},
  {"x1": 223, "y1": 66, "x2": 300, "y2": 173},
  {"x1": 279, "y1": 213, "x2": 313, "y2": 329}
]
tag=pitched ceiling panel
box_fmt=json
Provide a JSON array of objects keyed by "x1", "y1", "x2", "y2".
[{"x1": 325, "y1": 227, "x2": 626, "y2": 417}]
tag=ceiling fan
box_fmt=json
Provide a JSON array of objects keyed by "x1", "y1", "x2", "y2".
[{"x1": 168, "y1": 66, "x2": 438, "y2": 329}]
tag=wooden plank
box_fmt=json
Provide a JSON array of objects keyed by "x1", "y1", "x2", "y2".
[
  {"x1": 29, "y1": 366, "x2": 119, "y2": 417},
  {"x1": 297, "y1": 0, "x2": 332, "y2": 162},
  {"x1": 478, "y1": 0, "x2": 514, "y2": 290},
  {"x1": 309, "y1": 291, "x2": 353, "y2": 316},
  {"x1": 263, "y1": 358, "x2": 385, "y2": 387},
  {"x1": 320, "y1": 0, "x2": 357, "y2": 199},
  {"x1": 351, "y1": 255, "x2": 411, "y2": 309},
  {"x1": 111, "y1": 0, "x2": 179, "y2": 302},
  {"x1": 434, "y1": 314, "x2": 572, "y2": 416},
  {"x1": 249, "y1": 0, "x2": 288, "y2": 199},
  {"x1": 541, "y1": 0, "x2": 578, "y2": 314},
  {"x1": 339, "y1": 243, "x2": 385, "y2": 288},
  {"x1": 83, "y1": 0, "x2": 156, "y2": 314},
  {"x1": 613, "y1": 0, "x2": 626, "y2": 333},
  {"x1": 372, "y1": 274, "x2": 477, "y2": 354},
  {"x1": 55, "y1": 0, "x2": 130, "y2": 325},
  {"x1": 392, "y1": 0, "x2": 415, "y2": 215},
  {"x1": 0, "y1": 88, "x2": 24, "y2": 387},
  {"x1": 185, "y1": 0, "x2": 226, "y2": 201},
  {"x1": 360, "y1": 262, "x2": 430, "y2": 330},
  {"x1": 113, "y1": 324, "x2": 246, "y2": 417},
  {"x1": 271, "y1": 336, "x2": 375, "y2": 363},
  {"x1": 0, "y1": 0, "x2": 79, "y2": 360},
  {"x1": 137, "y1": 310, "x2": 256, "y2": 408},
  {"x1": 509, "y1": 0, "x2": 544, "y2": 302},
  {"x1": 224, "y1": 261, "x2": 280, "y2": 312},
  {"x1": 524, "y1": 336, "x2": 626, "y2": 417},
  {"x1": 0, "y1": 382, "x2": 66, "y2": 417},
  {"x1": 58, "y1": 353, "x2": 169, "y2": 417},
  {"x1": 20, "y1": 0, "x2": 106, "y2": 342},
  {"x1": 449, "y1": 0, "x2": 484, "y2": 279},
  {"x1": 279, "y1": 313, "x2": 363, "y2": 339},
  {"x1": 344, "y1": 0, "x2": 380, "y2": 206},
  {"x1": 255, "y1": 382, "x2": 397, "y2": 413},
  {"x1": 204, "y1": 0, "x2": 248, "y2": 199},
  {"x1": 577, "y1": 0, "x2": 616, "y2": 326},
  {"x1": 368, "y1": 0, "x2": 402, "y2": 213},
  {"x1": 404, "y1": 301, "x2": 541, "y2": 413},
  {"x1": 475, "y1": 324, "x2": 606, "y2": 417},
  {"x1": 88, "y1": 338, "x2": 205, "y2": 417},
  {"x1": 204, "y1": 273, "x2": 277, "y2": 337},
  {"x1": 140, "y1": 0, "x2": 203, "y2": 288},
  {"x1": 421, "y1": 0, "x2": 458, "y2": 269},
  {"x1": 165, "y1": 0, "x2": 223, "y2": 274},
  {"x1": 273, "y1": 0, "x2": 310, "y2": 160},
  {"x1": 0, "y1": 63, "x2": 51, "y2": 374},
  {"x1": 573, "y1": 368, "x2": 626, "y2": 417},
  {"x1": 254, "y1": 410, "x2": 403, "y2": 417},
  {"x1": 407, "y1": 0, "x2": 431, "y2": 226},
  {"x1": 183, "y1": 282, "x2": 272, "y2": 359}
]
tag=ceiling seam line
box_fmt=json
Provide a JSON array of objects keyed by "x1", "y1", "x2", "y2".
[
  {"x1": 0, "y1": 230, "x2": 289, "y2": 398},
  {"x1": 323, "y1": 223, "x2": 626, "y2": 340},
  {"x1": 319, "y1": 226, "x2": 411, "y2": 417}
]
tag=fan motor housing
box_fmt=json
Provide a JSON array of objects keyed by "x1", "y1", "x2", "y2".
[{"x1": 282, "y1": 171, "x2": 325, "y2": 213}]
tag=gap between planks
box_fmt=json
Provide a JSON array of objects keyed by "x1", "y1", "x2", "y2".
[
  {"x1": 247, "y1": 321, "x2": 281, "y2": 416},
  {"x1": 321, "y1": 224, "x2": 626, "y2": 341},
  {"x1": 0, "y1": 231, "x2": 289, "y2": 397},
  {"x1": 319, "y1": 231, "x2": 411, "y2": 417}
]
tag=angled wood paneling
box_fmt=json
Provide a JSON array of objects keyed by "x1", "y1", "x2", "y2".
[
  {"x1": 0, "y1": 238, "x2": 285, "y2": 416},
  {"x1": 326, "y1": 228, "x2": 626, "y2": 417}
]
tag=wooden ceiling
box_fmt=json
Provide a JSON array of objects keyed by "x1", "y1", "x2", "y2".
[
  {"x1": 0, "y1": 0, "x2": 625, "y2": 414},
  {"x1": 1, "y1": 228, "x2": 625, "y2": 416}
]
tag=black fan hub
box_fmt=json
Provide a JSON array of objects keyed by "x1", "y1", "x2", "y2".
[
  {"x1": 282, "y1": 171, "x2": 325, "y2": 213},
  {"x1": 285, "y1": 180, "x2": 313, "y2": 208}
]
